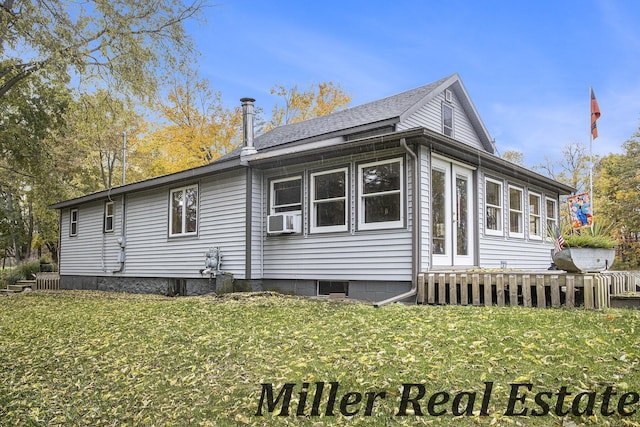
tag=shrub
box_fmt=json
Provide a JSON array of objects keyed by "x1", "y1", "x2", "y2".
[{"x1": 1, "y1": 261, "x2": 41, "y2": 287}]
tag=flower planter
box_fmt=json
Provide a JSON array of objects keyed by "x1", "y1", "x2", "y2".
[{"x1": 551, "y1": 247, "x2": 615, "y2": 273}]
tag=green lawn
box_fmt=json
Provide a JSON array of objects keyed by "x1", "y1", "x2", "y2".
[{"x1": 1, "y1": 290, "x2": 639, "y2": 426}]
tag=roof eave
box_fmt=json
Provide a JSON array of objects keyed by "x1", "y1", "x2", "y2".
[{"x1": 50, "y1": 157, "x2": 243, "y2": 210}]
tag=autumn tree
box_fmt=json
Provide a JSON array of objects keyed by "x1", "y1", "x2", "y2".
[
  {"x1": 0, "y1": 69, "x2": 70, "y2": 262},
  {"x1": 594, "y1": 136, "x2": 640, "y2": 268},
  {"x1": 61, "y1": 90, "x2": 142, "y2": 191},
  {"x1": 137, "y1": 72, "x2": 242, "y2": 176},
  {"x1": 0, "y1": 0, "x2": 206, "y2": 100},
  {"x1": 266, "y1": 82, "x2": 351, "y2": 131}
]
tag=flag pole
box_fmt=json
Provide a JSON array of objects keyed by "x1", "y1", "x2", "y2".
[{"x1": 589, "y1": 85, "x2": 594, "y2": 215}]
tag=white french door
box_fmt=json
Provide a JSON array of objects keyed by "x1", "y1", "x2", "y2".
[{"x1": 431, "y1": 158, "x2": 475, "y2": 267}]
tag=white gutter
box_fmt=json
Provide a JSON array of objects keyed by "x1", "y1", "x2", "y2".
[{"x1": 374, "y1": 138, "x2": 420, "y2": 307}]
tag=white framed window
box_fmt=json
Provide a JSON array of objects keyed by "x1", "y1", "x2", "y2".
[
  {"x1": 310, "y1": 168, "x2": 348, "y2": 233},
  {"x1": 546, "y1": 197, "x2": 558, "y2": 240},
  {"x1": 69, "y1": 208, "x2": 78, "y2": 237},
  {"x1": 484, "y1": 178, "x2": 503, "y2": 236},
  {"x1": 528, "y1": 192, "x2": 542, "y2": 240},
  {"x1": 104, "y1": 201, "x2": 114, "y2": 233},
  {"x1": 442, "y1": 103, "x2": 454, "y2": 137},
  {"x1": 169, "y1": 184, "x2": 198, "y2": 237},
  {"x1": 508, "y1": 185, "x2": 524, "y2": 238},
  {"x1": 270, "y1": 176, "x2": 302, "y2": 214},
  {"x1": 358, "y1": 158, "x2": 404, "y2": 230}
]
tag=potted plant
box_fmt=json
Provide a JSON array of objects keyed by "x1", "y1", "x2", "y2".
[{"x1": 550, "y1": 221, "x2": 617, "y2": 273}]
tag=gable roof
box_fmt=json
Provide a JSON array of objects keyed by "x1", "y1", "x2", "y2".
[{"x1": 251, "y1": 73, "x2": 495, "y2": 153}]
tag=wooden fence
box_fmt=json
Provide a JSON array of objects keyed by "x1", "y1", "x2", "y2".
[
  {"x1": 35, "y1": 272, "x2": 60, "y2": 290},
  {"x1": 417, "y1": 271, "x2": 639, "y2": 310}
]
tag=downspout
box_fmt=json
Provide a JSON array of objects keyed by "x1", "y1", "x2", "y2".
[
  {"x1": 112, "y1": 131, "x2": 128, "y2": 274},
  {"x1": 112, "y1": 194, "x2": 126, "y2": 273},
  {"x1": 374, "y1": 138, "x2": 420, "y2": 307}
]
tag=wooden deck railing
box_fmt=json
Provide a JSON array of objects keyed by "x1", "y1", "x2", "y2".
[
  {"x1": 417, "y1": 271, "x2": 639, "y2": 310},
  {"x1": 35, "y1": 272, "x2": 60, "y2": 290}
]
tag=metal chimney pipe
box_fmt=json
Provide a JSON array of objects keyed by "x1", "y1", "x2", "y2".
[
  {"x1": 240, "y1": 97, "x2": 257, "y2": 162},
  {"x1": 241, "y1": 97, "x2": 256, "y2": 147}
]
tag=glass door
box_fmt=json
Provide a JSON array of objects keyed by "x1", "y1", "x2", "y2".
[{"x1": 431, "y1": 158, "x2": 474, "y2": 267}]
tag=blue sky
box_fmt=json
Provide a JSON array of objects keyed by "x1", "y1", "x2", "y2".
[{"x1": 186, "y1": 0, "x2": 640, "y2": 166}]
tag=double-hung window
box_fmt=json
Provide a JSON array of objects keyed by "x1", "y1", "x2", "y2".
[
  {"x1": 104, "y1": 201, "x2": 114, "y2": 233},
  {"x1": 528, "y1": 192, "x2": 542, "y2": 240},
  {"x1": 169, "y1": 184, "x2": 198, "y2": 237},
  {"x1": 310, "y1": 168, "x2": 348, "y2": 233},
  {"x1": 546, "y1": 198, "x2": 558, "y2": 240},
  {"x1": 358, "y1": 158, "x2": 403, "y2": 230},
  {"x1": 270, "y1": 176, "x2": 302, "y2": 214},
  {"x1": 508, "y1": 186, "x2": 524, "y2": 238},
  {"x1": 69, "y1": 208, "x2": 78, "y2": 237},
  {"x1": 484, "y1": 178, "x2": 503, "y2": 235}
]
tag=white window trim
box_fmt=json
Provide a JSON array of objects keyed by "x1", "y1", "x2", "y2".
[
  {"x1": 545, "y1": 197, "x2": 558, "y2": 242},
  {"x1": 528, "y1": 191, "x2": 542, "y2": 240},
  {"x1": 69, "y1": 208, "x2": 78, "y2": 237},
  {"x1": 508, "y1": 185, "x2": 524, "y2": 239},
  {"x1": 269, "y1": 176, "x2": 302, "y2": 215},
  {"x1": 169, "y1": 184, "x2": 198, "y2": 237},
  {"x1": 310, "y1": 167, "x2": 348, "y2": 233},
  {"x1": 484, "y1": 177, "x2": 503, "y2": 236},
  {"x1": 357, "y1": 157, "x2": 404, "y2": 231},
  {"x1": 104, "y1": 201, "x2": 114, "y2": 233}
]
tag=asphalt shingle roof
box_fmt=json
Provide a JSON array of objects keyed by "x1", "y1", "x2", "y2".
[{"x1": 253, "y1": 75, "x2": 454, "y2": 150}]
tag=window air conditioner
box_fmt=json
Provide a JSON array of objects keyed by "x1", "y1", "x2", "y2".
[{"x1": 267, "y1": 213, "x2": 301, "y2": 235}]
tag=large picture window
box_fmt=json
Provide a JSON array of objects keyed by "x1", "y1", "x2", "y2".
[
  {"x1": 310, "y1": 168, "x2": 348, "y2": 233},
  {"x1": 485, "y1": 178, "x2": 503, "y2": 235},
  {"x1": 509, "y1": 186, "x2": 524, "y2": 238},
  {"x1": 358, "y1": 158, "x2": 404, "y2": 230},
  {"x1": 270, "y1": 176, "x2": 302, "y2": 214},
  {"x1": 169, "y1": 184, "x2": 198, "y2": 237}
]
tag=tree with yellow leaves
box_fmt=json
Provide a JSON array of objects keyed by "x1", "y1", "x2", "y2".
[
  {"x1": 138, "y1": 72, "x2": 242, "y2": 176},
  {"x1": 267, "y1": 82, "x2": 351, "y2": 131}
]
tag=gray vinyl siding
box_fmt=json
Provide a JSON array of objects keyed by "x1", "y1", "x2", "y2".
[
  {"x1": 262, "y1": 147, "x2": 413, "y2": 282},
  {"x1": 250, "y1": 169, "x2": 264, "y2": 279},
  {"x1": 124, "y1": 170, "x2": 247, "y2": 278},
  {"x1": 477, "y1": 169, "x2": 557, "y2": 269},
  {"x1": 398, "y1": 87, "x2": 484, "y2": 151},
  {"x1": 59, "y1": 170, "x2": 248, "y2": 279},
  {"x1": 419, "y1": 145, "x2": 432, "y2": 271},
  {"x1": 59, "y1": 198, "x2": 122, "y2": 275}
]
